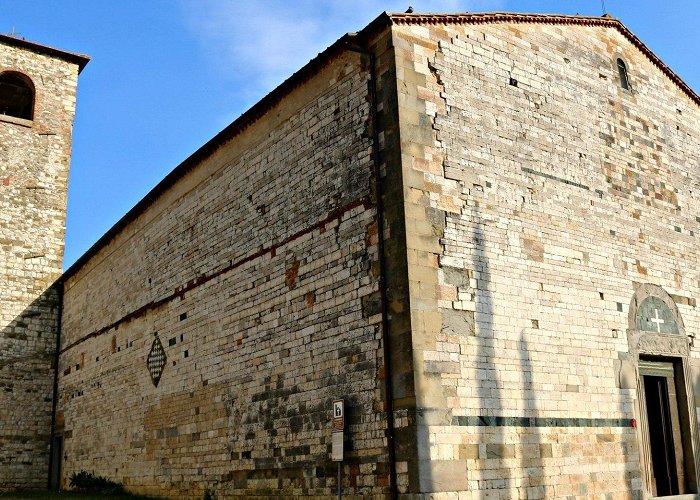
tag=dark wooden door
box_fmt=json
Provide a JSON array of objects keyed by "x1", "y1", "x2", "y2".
[{"x1": 644, "y1": 375, "x2": 679, "y2": 496}]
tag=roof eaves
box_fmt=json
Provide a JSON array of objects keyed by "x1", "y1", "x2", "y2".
[
  {"x1": 61, "y1": 32, "x2": 363, "y2": 282},
  {"x1": 0, "y1": 34, "x2": 90, "y2": 73},
  {"x1": 60, "y1": 11, "x2": 700, "y2": 282},
  {"x1": 612, "y1": 19, "x2": 700, "y2": 107}
]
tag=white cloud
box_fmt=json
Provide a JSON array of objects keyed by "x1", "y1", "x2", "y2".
[
  {"x1": 180, "y1": 0, "x2": 505, "y2": 111},
  {"x1": 182, "y1": 1, "x2": 323, "y2": 87},
  {"x1": 180, "y1": 0, "x2": 507, "y2": 73}
]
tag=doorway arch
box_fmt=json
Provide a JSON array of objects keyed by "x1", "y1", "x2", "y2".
[{"x1": 627, "y1": 284, "x2": 699, "y2": 497}]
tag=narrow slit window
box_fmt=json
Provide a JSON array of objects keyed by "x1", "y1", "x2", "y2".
[
  {"x1": 0, "y1": 71, "x2": 34, "y2": 120},
  {"x1": 617, "y1": 58, "x2": 630, "y2": 90}
]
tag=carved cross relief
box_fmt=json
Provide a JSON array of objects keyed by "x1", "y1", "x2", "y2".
[
  {"x1": 635, "y1": 296, "x2": 679, "y2": 335},
  {"x1": 650, "y1": 308, "x2": 664, "y2": 333}
]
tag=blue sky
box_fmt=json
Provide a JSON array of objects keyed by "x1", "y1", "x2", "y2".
[{"x1": 1, "y1": 0, "x2": 698, "y2": 269}]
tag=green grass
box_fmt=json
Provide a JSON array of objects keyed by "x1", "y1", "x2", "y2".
[{"x1": 0, "y1": 492, "x2": 155, "y2": 499}]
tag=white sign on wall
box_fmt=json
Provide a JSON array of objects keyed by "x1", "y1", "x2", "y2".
[
  {"x1": 331, "y1": 431, "x2": 343, "y2": 462},
  {"x1": 332, "y1": 399, "x2": 344, "y2": 462},
  {"x1": 332, "y1": 400, "x2": 344, "y2": 430}
]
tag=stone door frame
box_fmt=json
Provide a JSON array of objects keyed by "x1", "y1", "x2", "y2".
[{"x1": 628, "y1": 284, "x2": 700, "y2": 498}]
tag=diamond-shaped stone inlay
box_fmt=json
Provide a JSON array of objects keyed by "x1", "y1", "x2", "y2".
[{"x1": 147, "y1": 335, "x2": 167, "y2": 387}]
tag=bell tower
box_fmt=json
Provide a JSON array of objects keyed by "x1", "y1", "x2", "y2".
[{"x1": 0, "y1": 35, "x2": 88, "y2": 491}]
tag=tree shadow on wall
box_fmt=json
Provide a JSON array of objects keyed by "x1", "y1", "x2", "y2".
[
  {"x1": 0, "y1": 285, "x2": 60, "y2": 489},
  {"x1": 470, "y1": 211, "x2": 512, "y2": 497},
  {"x1": 518, "y1": 330, "x2": 545, "y2": 498}
]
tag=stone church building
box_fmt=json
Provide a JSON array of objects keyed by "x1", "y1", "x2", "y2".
[{"x1": 2, "y1": 10, "x2": 700, "y2": 499}]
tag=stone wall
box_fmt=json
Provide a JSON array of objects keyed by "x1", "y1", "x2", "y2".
[
  {"x1": 49, "y1": 14, "x2": 700, "y2": 499},
  {"x1": 392, "y1": 20, "x2": 700, "y2": 498},
  {"x1": 58, "y1": 49, "x2": 394, "y2": 498},
  {"x1": 0, "y1": 42, "x2": 80, "y2": 490}
]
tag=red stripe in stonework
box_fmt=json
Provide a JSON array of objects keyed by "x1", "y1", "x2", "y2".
[{"x1": 60, "y1": 196, "x2": 373, "y2": 354}]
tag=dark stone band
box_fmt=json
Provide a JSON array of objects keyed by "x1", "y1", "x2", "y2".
[
  {"x1": 452, "y1": 416, "x2": 634, "y2": 428},
  {"x1": 521, "y1": 166, "x2": 590, "y2": 191}
]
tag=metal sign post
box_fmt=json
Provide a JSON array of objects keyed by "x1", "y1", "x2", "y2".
[
  {"x1": 337, "y1": 460, "x2": 341, "y2": 500},
  {"x1": 332, "y1": 399, "x2": 344, "y2": 499}
]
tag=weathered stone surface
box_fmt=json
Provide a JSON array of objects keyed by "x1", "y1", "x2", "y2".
[
  {"x1": 8, "y1": 12, "x2": 699, "y2": 500},
  {"x1": 0, "y1": 40, "x2": 82, "y2": 490},
  {"x1": 57, "y1": 49, "x2": 393, "y2": 498},
  {"x1": 391, "y1": 15, "x2": 700, "y2": 499}
]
